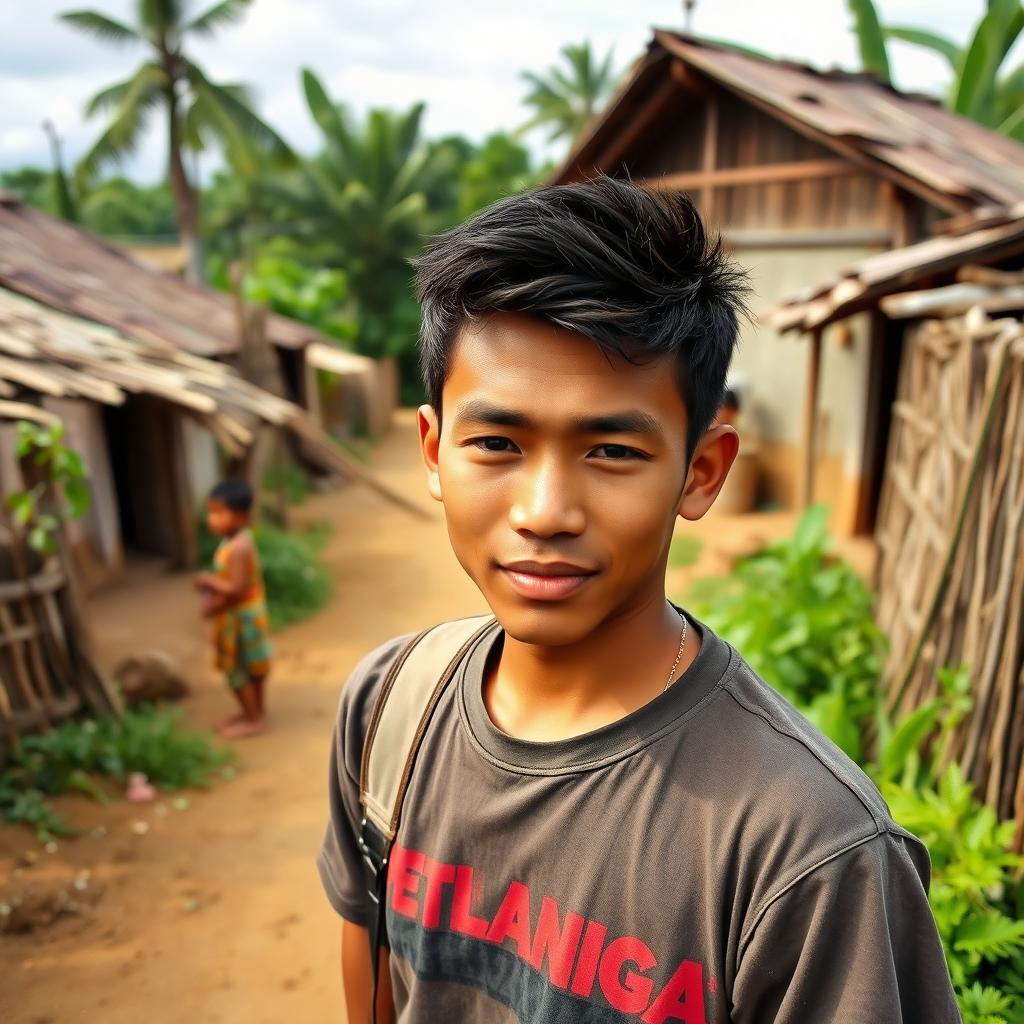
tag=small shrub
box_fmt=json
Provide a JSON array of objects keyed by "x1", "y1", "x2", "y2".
[
  {"x1": 1, "y1": 705, "x2": 234, "y2": 841},
  {"x1": 687, "y1": 504, "x2": 885, "y2": 760},
  {"x1": 874, "y1": 672, "x2": 1024, "y2": 1022}
]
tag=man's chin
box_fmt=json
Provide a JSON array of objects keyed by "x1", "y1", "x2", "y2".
[{"x1": 485, "y1": 599, "x2": 598, "y2": 649}]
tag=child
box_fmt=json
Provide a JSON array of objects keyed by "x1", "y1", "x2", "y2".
[
  {"x1": 318, "y1": 178, "x2": 959, "y2": 1023},
  {"x1": 195, "y1": 479, "x2": 271, "y2": 739}
]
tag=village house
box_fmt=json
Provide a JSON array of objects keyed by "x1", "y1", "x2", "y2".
[
  {"x1": 553, "y1": 31, "x2": 1024, "y2": 535},
  {"x1": 0, "y1": 193, "x2": 400, "y2": 583}
]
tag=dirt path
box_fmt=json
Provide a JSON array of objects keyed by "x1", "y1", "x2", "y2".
[
  {"x1": 0, "y1": 411, "x2": 485, "y2": 1024},
  {"x1": 0, "y1": 411, "x2": 874, "y2": 1023}
]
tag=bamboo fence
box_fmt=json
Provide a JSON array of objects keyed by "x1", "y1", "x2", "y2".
[{"x1": 874, "y1": 301, "x2": 1024, "y2": 845}]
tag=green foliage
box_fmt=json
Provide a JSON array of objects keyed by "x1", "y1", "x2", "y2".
[
  {"x1": 198, "y1": 519, "x2": 332, "y2": 630},
  {"x1": 845, "y1": 0, "x2": 893, "y2": 82},
  {"x1": 519, "y1": 41, "x2": 620, "y2": 146},
  {"x1": 455, "y1": 132, "x2": 539, "y2": 221},
  {"x1": 688, "y1": 504, "x2": 884, "y2": 760},
  {"x1": 667, "y1": 535, "x2": 703, "y2": 569},
  {"x1": 5, "y1": 421, "x2": 91, "y2": 555},
  {"x1": 80, "y1": 175, "x2": 177, "y2": 237},
  {"x1": 1, "y1": 706, "x2": 234, "y2": 841},
  {"x1": 874, "y1": 675, "x2": 1024, "y2": 1021},
  {"x1": 848, "y1": 0, "x2": 1024, "y2": 139}
]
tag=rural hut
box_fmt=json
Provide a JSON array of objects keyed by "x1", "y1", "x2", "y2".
[
  {"x1": 552, "y1": 31, "x2": 1024, "y2": 534},
  {"x1": 0, "y1": 194, "x2": 413, "y2": 584},
  {"x1": 766, "y1": 213, "x2": 1024, "y2": 846},
  {"x1": 0, "y1": 281, "x2": 425, "y2": 737}
]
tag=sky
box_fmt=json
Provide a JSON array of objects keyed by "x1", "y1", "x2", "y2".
[{"x1": 0, "y1": 0, "x2": 993, "y2": 182}]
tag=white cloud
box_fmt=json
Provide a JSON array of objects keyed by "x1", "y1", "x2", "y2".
[{"x1": 0, "y1": 0, "x2": 999, "y2": 182}]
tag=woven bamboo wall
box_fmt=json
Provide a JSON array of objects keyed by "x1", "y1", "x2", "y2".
[{"x1": 875, "y1": 309, "x2": 1024, "y2": 844}]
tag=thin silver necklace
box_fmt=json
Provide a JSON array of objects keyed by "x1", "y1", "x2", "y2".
[{"x1": 663, "y1": 609, "x2": 689, "y2": 693}]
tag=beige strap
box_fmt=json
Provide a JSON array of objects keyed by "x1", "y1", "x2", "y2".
[{"x1": 360, "y1": 615, "x2": 495, "y2": 838}]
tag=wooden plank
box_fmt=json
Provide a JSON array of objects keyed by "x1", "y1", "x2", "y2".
[
  {"x1": 596, "y1": 73, "x2": 683, "y2": 171},
  {"x1": 700, "y1": 97, "x2": 719, "y2": 219},
  {"x1": 640, "y1": 158, "x2": 857, "y2": 192},
  {"x1": 882, "y1": 283, "x2": 1024, "y2": 319},
  {"x1": 802, "y1": 327, "x2": 823, "y2": 508}
]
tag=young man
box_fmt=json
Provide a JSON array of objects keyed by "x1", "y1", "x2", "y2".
[{"x1": 318, "y1": 177, "x2": 959, "y2": 1023}]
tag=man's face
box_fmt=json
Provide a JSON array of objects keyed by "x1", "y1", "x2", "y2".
[{"x1": 418, "y1": 312, "x2": 734, "y2": 647}]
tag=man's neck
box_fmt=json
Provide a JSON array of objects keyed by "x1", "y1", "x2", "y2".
[{"x1": 483, "y1": 593, "x2": 700, "y2": 743}]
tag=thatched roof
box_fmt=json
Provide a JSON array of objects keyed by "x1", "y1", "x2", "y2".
[
  {"x1": 556, "y1": 32, "x2": 1024, "y2": 215},
  {"x1": 0, "y1": 193, "x2": 329, "y2": 359},
  {"x1": 0, "y1": 287, "x2": 426, "y2": 517}
]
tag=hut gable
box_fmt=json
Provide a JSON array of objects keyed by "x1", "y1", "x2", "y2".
[{"x1": 558, "y1": 32, "x2": 1024, "y2": 223}]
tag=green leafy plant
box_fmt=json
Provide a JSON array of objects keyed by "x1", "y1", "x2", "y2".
[
  {"x1": 5, "y1": 420, "x2": 91, "y2": 554},
  {"x1": 875, "y1": 669, "x2": 1024, "y2": 1022},
  {"x1": 687, "y1": 504, "x2": 885, "y2": 760},
  {"x1": 1, "y1": 705, "x2": 234, "y2": 841}
]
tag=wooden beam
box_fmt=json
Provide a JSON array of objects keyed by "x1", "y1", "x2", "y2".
[
  {"x1": 640, "y1": 159, "x2": 858, "y2": 192},
  {"x1": 595, "y1": 74, "x2": 682, "y2": 171},
  {"x1": 701, "y1": 98, "x2": 719, "y2": 219},
  {"x1": 710, "y1": 84, "x2": 966, "y2": 215},
  {"x1": 802, "y1": 327, "x2": 824, "y2": 509}
]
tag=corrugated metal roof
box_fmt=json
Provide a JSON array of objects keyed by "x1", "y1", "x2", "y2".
[
  {"x1": 0, "y1": 194, "x2": 322, "y2": 358},
  {"x1": 556, "y1": 32, "x2": 1024, "y2": 213}
]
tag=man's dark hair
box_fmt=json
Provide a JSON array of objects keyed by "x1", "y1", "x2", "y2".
[
  {"x1": 414, "y1": 175, "x2": 748, "y2": 453},
  {"x1": 209, "y1": 479, "x2": 253, "y2": 513}
]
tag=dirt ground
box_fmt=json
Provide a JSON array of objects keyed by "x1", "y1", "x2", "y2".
[{"x1": 0, "y1": 410, "x2": 874, "y2": 1023}]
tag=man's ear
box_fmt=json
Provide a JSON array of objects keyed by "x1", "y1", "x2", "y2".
[
  {"x1": 678, "y1": 424, "x2": 739, "y2": 521},
  {"x1": 417, "y1": 404, "x2": 443, "y2": 502}
]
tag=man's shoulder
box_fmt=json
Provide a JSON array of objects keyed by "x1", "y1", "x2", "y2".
[{"x1": 701, "y1": 647, "x2": 919, "y2": 881}]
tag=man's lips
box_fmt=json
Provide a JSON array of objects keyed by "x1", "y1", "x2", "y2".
[{"x1": 497, "y1": 560, "x2": 598, "y2": 601}]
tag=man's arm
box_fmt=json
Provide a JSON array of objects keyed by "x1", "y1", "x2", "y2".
[
  {"x1": 732, "y1": 830, "x2": 960, "y2": 1023},
  {"x1": 341, "y1": 921, "x2": 395, "y2": 1024}
]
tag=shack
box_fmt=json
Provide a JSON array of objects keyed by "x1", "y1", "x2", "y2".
[
  {"x1": 553, "y1": 32, "x2": 1024, "y2": 533},
  {"x1": 0, "y1": 194, "x2": 406, "y2": 582}
]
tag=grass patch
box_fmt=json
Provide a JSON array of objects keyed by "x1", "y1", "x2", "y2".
[{"x1": 1, "y1": 705, "x2": 234, "y2": 842}]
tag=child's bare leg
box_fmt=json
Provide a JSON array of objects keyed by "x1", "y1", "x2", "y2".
[
  {"x1": 218, "y1": 680, "x2": 265, "y2": 739},
  {"x1": 215, "y1": 684, "x2": 247, "y2": 730},
  {"x1": 252, "y1": 675, "x2": 267, "y2": 716}
]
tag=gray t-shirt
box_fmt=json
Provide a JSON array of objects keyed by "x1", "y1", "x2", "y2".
[{"x1": 318, "y1": 618, "x2": 960, "y2": 1023}]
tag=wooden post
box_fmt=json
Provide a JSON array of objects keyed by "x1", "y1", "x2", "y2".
[
  {"x1": 802, "y1": 328, "x2": 823, "y2": 508},
  {"x1": 701, "y1": 98, "x2": 719, "y2": 221}
]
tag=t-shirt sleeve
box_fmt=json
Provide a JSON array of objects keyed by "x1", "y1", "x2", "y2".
[
  {"x1": 731, "y1": 829, "x2": 961, "y2": 1024},
  {"x1": 316, "y1": 634, "x2": 413, "y2": 926}
]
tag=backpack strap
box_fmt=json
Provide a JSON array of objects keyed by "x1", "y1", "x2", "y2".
[{"x1": 356, "y1": 614, "x2": 496, "y2": 1021}]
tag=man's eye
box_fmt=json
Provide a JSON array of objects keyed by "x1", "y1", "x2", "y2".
[
  {"x1": 592, "y1": 444, "x2": 646, "y2": 460},
  {"x1": 472, "y1": 436, "x2": 518, "y2": 453}
]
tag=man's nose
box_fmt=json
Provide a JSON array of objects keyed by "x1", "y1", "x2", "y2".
[{"x1": 508, "y1": 457, "x2": 585, "y2": 538}]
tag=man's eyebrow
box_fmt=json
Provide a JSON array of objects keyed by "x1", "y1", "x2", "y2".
[{"x1": 453, "y1": 400, "x2": 663, "y2": 436}]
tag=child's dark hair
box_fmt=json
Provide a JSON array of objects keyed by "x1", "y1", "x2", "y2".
[
  {"x1": 414, "y1": 175, "x2": 749, "y2": 453},
  {"x1": 209, "y1": 479, "x2": 253, "y2": 513}
]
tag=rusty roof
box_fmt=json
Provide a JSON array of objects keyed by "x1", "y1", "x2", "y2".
[
  {"x1": 556, "y1": 32, "x2": 1024, "y2": 214},
  {"x1": 762, "y1": 204, "x2": 1024, "y2": 333},
  {"x1": 0, "y1": 194, "x2": 324, "y2": 358}
]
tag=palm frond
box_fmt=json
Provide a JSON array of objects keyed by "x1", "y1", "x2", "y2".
[
  {"x1": 84, "y1": 62, "x2": 167, "y2": 117},
  {"x1": 58, "y1": 9, "x2": 141, "y2": 45},
  {"x1": 75, "y1": 68, "x2": 163, "y2": 187},
  {"x1": 185, "y1": 62, "x2": 294, "y2": 169},
  {"x1": 186, "y1": 0, "x2": 253, "y2": 37}
]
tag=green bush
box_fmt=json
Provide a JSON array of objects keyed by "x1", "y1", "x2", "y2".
[
  {"x1": 688, "y1": 504, "x2": 885, "y2": 761},
  {"x1": 875, "y1": 669, "x2": 1024, "y2": 1023},
  {"x1": 1, "y1": 705, "x2": 234, "y2": 841}
]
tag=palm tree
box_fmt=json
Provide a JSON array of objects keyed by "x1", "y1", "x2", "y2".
[
  {"x1": 519, "y1": 42, "x2": 619, "y2": 147},
  {"x1": 277, "y1": 69, "x2": 461, "y2": 373},
  {"x1": 846, "y1": 0, "x2": 1024, "y2": 139},
  {"x1": 59, "y1": 0, "x2": 292, "y2": 280}
]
